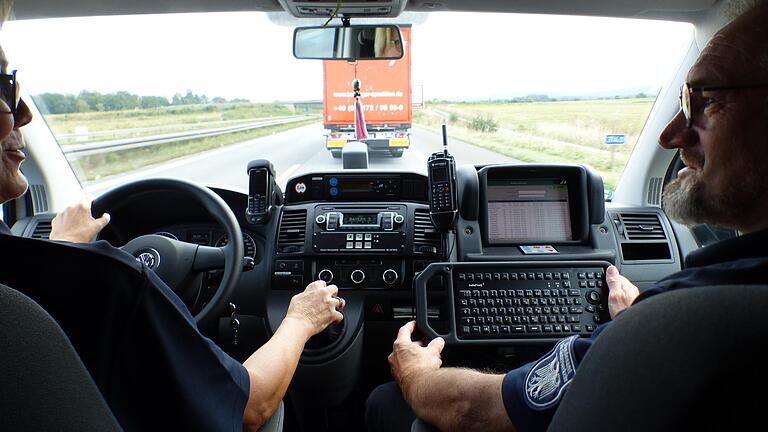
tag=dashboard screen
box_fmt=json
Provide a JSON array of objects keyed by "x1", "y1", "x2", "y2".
[
  {"x1": 343, "y1": 213, "x2": 377, "y2": 225},
  {"x1": 486, "y1": 179, "x2": 573, "y2": 243}
]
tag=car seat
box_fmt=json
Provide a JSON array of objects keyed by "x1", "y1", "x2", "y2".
[
  {"x1": 0, "y1": 283, "x2": 284, "y2": 431},
  {"x1": 548, "y1": 284, "x2": 768, "y2": 431}
]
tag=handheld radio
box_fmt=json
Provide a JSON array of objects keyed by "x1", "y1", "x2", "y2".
[{"x1": 427, "y1": 124, "x2": 458, "y2": 232}]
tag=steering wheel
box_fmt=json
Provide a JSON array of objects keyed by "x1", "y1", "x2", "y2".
[{"x1": 93, "y1": 178, "x2": 244, "y2": 329}]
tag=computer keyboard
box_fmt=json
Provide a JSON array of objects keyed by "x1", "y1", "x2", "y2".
[{"x1": 415, "y1": 261, "x2": 612, "y2": 345}]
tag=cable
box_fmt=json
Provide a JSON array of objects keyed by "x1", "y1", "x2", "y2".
[{"x1": 323, "y1": 0, "x2": 341, "y2": 27}]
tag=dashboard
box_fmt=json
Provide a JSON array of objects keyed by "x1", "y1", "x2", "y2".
[{"x1": 10, "y1": 161, "x2": 690, "y2": 428}]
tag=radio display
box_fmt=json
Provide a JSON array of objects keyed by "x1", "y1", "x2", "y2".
[
  {"x1": 344, "y1": 213, "x2": 377, "y2": 225},
  {"x1": 339, "y1": 179, "x2": 373, "y2": 193}
]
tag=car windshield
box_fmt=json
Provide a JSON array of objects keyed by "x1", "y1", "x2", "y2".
[{"x1": 2, "y1": 12, "x2": 693, "y2": 196}]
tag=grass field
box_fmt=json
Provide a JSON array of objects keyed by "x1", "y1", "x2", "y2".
[
  {"x1": 44, "y1": 102, "x2": 313, "y2": 145},
  {"x1": 414, "y1": 98, "x2": 656, "y2": 190},
  {"x1": 38, "y1": 102, "x2": 320, "y2": 182},
  {"x1": 75, "y1": 118, "x2": 319, "y2": 182}
]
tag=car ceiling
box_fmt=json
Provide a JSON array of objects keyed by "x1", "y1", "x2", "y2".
[{"x1": 13, "y1": 0, "x2": 717, "y2": 22}]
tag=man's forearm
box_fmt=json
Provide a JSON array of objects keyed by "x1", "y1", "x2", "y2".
[
  {"x1": 401, "y1": 368, "x2": 515, "y2": 432},
  {"x1": 241, "y1": 317, "x2": 311, "y2": 429}
]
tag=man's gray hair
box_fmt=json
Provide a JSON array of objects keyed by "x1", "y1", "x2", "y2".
[{"x1": 726, "y1": 0, "x2": 768, "y2": 20}]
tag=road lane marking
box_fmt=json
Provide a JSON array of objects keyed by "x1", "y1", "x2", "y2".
[
  {"x1": 85, "y1": 122, "x2": 321, "y2": 194},
  {"x1": 277, "y1": 164, "x2": 300, "y2": 186}
]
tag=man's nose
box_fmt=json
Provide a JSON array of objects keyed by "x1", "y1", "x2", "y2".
[
  {"x1": 659, "y1": 110, "x2": 697, "y2": 150},
  {"x1": 13, "y1": 98, "x2": 32, "y2": 129}
]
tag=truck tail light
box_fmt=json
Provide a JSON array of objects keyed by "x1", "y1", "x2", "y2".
[{"x1": 395, "y1": 132, "x2": 406, "y2": 138}]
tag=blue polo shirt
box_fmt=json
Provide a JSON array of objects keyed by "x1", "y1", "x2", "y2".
[
  {"x1": 0, "y1": 227, "x2": 250, "y2": 432},
  {"x1": 501, "y1": 229, "x2": 768, "y2": 432}
]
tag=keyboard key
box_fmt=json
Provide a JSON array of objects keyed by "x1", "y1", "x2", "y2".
[
  {"x1": 512, "y1": 325, "x2": 526, "y2": 333},
  {"x1": 530, "y1": 316, "x2": 539, "y2": 323},
  {"x1": 534, "y1": 289, "x2": 542, "y2": 297},
  {"x1": 585, "y1": 305, "x2": 596, "y2": 313},
  {"x1": 482, "y1": 326, "x2": 491, "y2": 334},
  {"x1": 471, "y1": 326, "x2": 481, "y2": 334},
  {"x1": 543, "y1": 289, "x2": 551, "y2": 297},
  {"x1": 588, "y1": 281, "x2": 596, "y2": 288},
  {"x1": 570, "y1": 307, "x2": 584, "y2": 314},
  {"x1": 586, "y1": 324, "x2": 595, "y2": 332},
  {"x1": 491, "y1": 325, "x2": 500, "y2": 334},
  {"x1": 516, "y1": 290, "x2": 524, "y2": 297},
  {"x1": 562, "y1": 324, "x2": 570, "y2": 332},
  {"x1": 493, "y1": 273, "x2": 501, "y2": 280},
  {"x1": 572, "y1": 325, "x2": 582, "y2": 332},
  {"x1": 458, "y1": 273, "x2": 466, "y2": 281},
  {"x1": 518, "y1": 273, "x2": 526, "y2": 280},
  {"x1": 502, "y1": 273, "x2": 510, "y2": 280},
  {"x1": 472, "y1": 290, "x2": 480, "y2": 298},
  {"x1": 543, "y1": 325, "x2": 553, "y2": 332},
  {"x1": 527, "y1": 325, "x2": 542, "y2": 332},
  {"x1": 554, "y1": 325, "x2": 562, "y2": 332},
  {"x1": 536, "y1": 273, "x2": 544, "y2": 280},
  {"x1": 462, "y1": 326, "x2": 470, "y2": 334},
  {"x1": 567, "y1": 316, "x2": 579, "y2": 323},
  {"x1": 490, "y1": 290, "x2": 498, "y2": 297},
  {"x1": 554, "y1": 273, "x2": 561, "y2": 280},
  {"x1": 577, "y1": 272, "x2": 586, "y2": 279},
  {"x1": 548, "y1": 316, "x2": 557, "y2": 323},
  {"x1": 564, "y1": 281, "x2": 571, "y2": 288},
  {"x1": 569, "y1": 289, "x2": 580, "y2": 296},
  {"x1": 501, "y1": 325, "x2": 511, "y2": 333},
  {"x1": 545, "y1": 273, "x2": 553, "y2": 280},
  {"x1": 485, "y1": 273, "x2": 492, "y2": 280},
  {"x1": 460, "y1": 290, "x2": 471, "y2": 298},
  {"x1": 527, "y1": 273, "x2": 536, "y2": 280},
  {"x1": 562, "y1": 273, "x2": 570, "y2": 279},
  {"x1": 579, "y1": 281, "x2": 587, "y2": 288}
]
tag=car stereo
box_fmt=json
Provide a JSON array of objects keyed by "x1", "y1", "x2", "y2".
[{"x1": 312, "y1": 206, "x2": 407, "y2": 253}]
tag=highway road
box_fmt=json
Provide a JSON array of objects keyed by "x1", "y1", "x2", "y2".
[{"x1": 86, "y1": 122, "x2": 519, "y2": 195}]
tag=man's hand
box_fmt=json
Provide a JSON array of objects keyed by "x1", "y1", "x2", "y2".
[
  {"x1": 389, "y1": 321, "x2": 445, "y2": 400},
  {"x1": 284, "y1": 280, "x2": 344, "y2": 339},
  {"x1": 606, "y1": 265, "x2": 640, "y2": 319},
  {"x1": 49, "y1": 196, "x2": 110, "y2": 243}
]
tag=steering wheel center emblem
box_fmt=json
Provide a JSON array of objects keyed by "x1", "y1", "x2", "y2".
[{"x1": 136, "y1": 248, "x2": 161, "y2": 270}]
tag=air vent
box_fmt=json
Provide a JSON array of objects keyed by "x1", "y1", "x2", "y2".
[
  {"x1": 31, "y1": 220, "x2": 52, "y2": 239},
  {"x1": 647, "y1": 177, "x2": 662, "y2": 206},
  {"x1": 29, "y1": 184, "x2": 49, "y2": 213},
  {"x1": 611, "y1": 211, "x2": 672, "y2": 262},
  {"x1": 277, "y1": 209, "x2": 307, "y2": 253},
  {"x1": 621, "y1": 213, "x2": 667, "y2": 240},
  {"x1": 413, "y1": 209, "x2": 441, "y2": 255}
]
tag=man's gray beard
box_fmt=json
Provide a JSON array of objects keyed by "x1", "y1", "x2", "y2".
[{"x1": 662, "y1": 175, "x2": 755, "y2": 229}]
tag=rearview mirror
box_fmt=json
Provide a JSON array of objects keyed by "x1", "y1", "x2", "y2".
[{"x1": 293, "y1": 25, "x2": 404, "y2": 60}]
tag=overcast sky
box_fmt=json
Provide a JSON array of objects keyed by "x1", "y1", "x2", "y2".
[{"x1": 0, "y1": 11, "x2": 693, "y2": 102}]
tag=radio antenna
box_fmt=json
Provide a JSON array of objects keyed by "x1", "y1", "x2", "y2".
[{"x1": 441, "y1": 124, "x2": 449, "y2": 155}]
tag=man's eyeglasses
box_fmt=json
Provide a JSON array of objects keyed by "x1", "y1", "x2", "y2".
[
  {"x1": 1, "y1": 70, "x2": 20, "y2": 115},
  {"x1": 679, "y1": 81, "x2": 768, "y2": 128}
]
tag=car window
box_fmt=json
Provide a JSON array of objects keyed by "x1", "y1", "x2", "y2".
[{"x1": 2, "y1": 12, "x2": 693, "y2": 195}]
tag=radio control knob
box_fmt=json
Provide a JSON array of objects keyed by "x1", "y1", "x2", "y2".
[
  {"x1": 318, "y1": 269, "x2": 334, "y2": 283},
  {"x1": 351, "y1": 269, "x2": 366, "y2": 284},
  {"x1": 382, "y1": 269, "x2": 399, "y2": 285},
  {"x1": 315, "y1": 214, "x2": 327, "y2": 225},
  {"x1": 393, "y1": 214, "x2": 405, "y2": 224}
]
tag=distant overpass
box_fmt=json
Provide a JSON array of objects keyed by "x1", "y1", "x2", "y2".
[{"x1": 278, "y1": 100, "x2": 323, "y2": 113}]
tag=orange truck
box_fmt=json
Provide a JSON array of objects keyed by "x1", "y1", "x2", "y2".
[{"x1": 323, "y1": 26, "x2": 412, "y2": 158}]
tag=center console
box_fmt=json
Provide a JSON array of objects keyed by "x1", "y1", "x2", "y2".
[{"x1": 272, "y1": 172, "x2": 443, "y2": 292}]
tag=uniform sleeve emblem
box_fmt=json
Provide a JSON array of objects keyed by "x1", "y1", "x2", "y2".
[{"x1": 524, "y1": 335, "x2": 579, "y2": 410}]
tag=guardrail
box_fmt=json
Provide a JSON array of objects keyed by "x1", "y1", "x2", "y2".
[{"x1": 62, "y1": 115, "x2": 312, "y2": 158}]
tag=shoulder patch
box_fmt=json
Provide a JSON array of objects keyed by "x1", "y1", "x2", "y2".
[{"x1": 524, "y1": 335, "x2": 579, "y2": 410}]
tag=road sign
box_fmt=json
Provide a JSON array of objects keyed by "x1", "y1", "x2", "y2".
[{"x1": 605, "y1": 134, "x2": 626, "y2": 145}]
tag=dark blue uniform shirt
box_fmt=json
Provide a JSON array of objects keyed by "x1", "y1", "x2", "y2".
[
  {"x1": 0, "y1": 226, "x2": 250, "y2": 431},
  {"x1": 501, "y1": 229, "x2": 768, "y2": 432}
]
